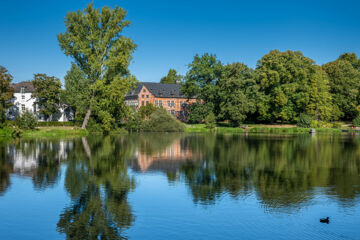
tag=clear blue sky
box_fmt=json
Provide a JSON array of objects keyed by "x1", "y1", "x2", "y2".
[{"x1": 1, "y1": 0, "x2": 359, "y2": 83}]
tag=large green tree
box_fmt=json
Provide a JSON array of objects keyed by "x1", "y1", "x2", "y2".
[
  {"x1": 254, "y1": 50, "x2": 335, "y2": 123},
  {"x1": 58, "y1": 3, "x2": 137, "y2": 130},
  {"x1": 160, "y1": 69, "x2": 181, "y2": 84},
  {"x1": 32, "y1": 74, "x2": 62, "y2": 121},
  {"x1": 218, "y1": 63, "x2": 257, "y2": 125},
  {"x1": 322, "y1": 53, "x2": 360, "y2": 120},
  {"x1": 0, "y1": 66, "x2": 14, "y2": 125},
  {"x1": 181, "y1": 53, "x2": 223, "y2": 116},
  {"x1": 62, "y1": 63, "x2": 91, "y2": 123}
]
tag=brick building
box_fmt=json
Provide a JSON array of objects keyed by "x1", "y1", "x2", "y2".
[{"x1": 125, "y1": 82, "x2": 196, "y2": 119}]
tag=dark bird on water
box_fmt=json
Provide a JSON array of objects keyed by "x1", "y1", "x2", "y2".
[{"x1": 320, "y1": 217, "x2": 330, "y2": 224}]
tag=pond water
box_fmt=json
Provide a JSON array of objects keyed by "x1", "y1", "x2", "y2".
[{"x1": 0, "y1": 133, "x2": 360, "y2": 239}]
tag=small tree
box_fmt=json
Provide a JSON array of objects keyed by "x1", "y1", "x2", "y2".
[
  {"x1": 138, "y1": 104, "x2": 157, "y2": 120},
  {"x1": 297, "y1": 113, "x2": 313, "y2": 128},
  {"x1": 160, "y1": 69, "x2": 181, "y2": 84},
  {"x1": 0, "y1": 66, "x2": 14, "y2": 127},
  {"x1": 32, "y1": 74, "x2": 62, "y2": 121},
  {"x1": 205, "y1": 112, "x2": 216, "y2": 131},
  {"x1": 15, "y1": 111, "x2": 38, "y2": 129}
]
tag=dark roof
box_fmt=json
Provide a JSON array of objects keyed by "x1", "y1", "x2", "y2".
[
  {"x1": 126, "y1": 82, "x2": 188, "y2": 99},
  {"x1": 11, "y1": 82, "x2": 35, "y2": 93}
]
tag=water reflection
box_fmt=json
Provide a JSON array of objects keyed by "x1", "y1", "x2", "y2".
[
  {"x1": 1, "y1": 134, "x2": 360, "y2": 238},
  {"x1": 58, "y1": 136, "x2": 135, "y2": 239}
]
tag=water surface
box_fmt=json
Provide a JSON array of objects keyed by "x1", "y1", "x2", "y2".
[{"x1": 0, "y1": 133, "x2": 360, "y2": 239}]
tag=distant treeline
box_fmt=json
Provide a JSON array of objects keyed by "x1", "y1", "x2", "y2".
[{"x1": 181, "y1": 50, "x2": 360, "y2": 125}]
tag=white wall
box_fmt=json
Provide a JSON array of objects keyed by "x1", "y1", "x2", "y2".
[{"x1": 8, "y1": 93, "x2": 74, "y2": 122}]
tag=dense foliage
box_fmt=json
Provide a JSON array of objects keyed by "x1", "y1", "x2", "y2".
[
  {"x1": 32, "y1": 73, "x2": 62, "y2": 121},
  {"x1": 62, "y1": 63, "x2": 91, "y2": 124},
  {"x1": 58, "y1": 3, "x2": 137, "y2": 130},
  {"x1": 218, "y1": 63, "x2": 257, "y2": 126},
  {"x1": 182, "y1": 51, "x2": 360, "y2": 125},
  {"x1": 0, "y1": 66, "x2": 14, "y2": 127},
  {"x1": 15, "y1": 111, "x2": 38, "y2": 129}
]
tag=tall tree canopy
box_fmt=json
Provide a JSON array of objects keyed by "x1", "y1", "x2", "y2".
[
  {"x1": 32, "y1": 74, "x2": 62, "y2": 121},
  {"x1": 0, "y1": 66, "x2": 14, "y2": 125},
  {"x1": 57, "y1": 3, "x2": 137, "y2": 130},
  {"x1": 181, "y1": 53, "x2": 223, "y2": 115},
  {"x1": 160, "y1": 69, "x2": 181, "y2": 84},
  {"x1": 218, "y1": 63, "x2": 258, "y2": 125},
  {"x1": 62, "y1": 63, "x2": 91, "y2": 123},
  {"x1": 322, "y1": 53, "x2": 360, "y2": 120},
  {"x1": 254, "y1": 50, "x2": 334, "y2": 123}
]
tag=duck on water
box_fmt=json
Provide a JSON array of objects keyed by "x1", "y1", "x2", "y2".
[{"x1": 320, "y1": 217, "x2": 330, "y2": 224}]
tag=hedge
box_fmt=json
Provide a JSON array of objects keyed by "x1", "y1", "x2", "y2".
[{"x1": 37, "y1": 121, "x2": 75, "y2": 127}]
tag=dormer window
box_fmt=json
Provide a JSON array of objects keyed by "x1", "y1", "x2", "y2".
[{"x1": 20, "y1": 87, "x2": 25, "y2": 94}]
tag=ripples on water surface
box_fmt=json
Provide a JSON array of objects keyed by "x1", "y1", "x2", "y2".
[{"x1": 0, "y1": 133, "x2": 359, "y2": 239}]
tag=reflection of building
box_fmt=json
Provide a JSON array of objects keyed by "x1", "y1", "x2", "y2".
[
  {"x1": 131, "y1": 140, "x2": 194, "y2": 173},
  {"x1": 7, "y1": 81, "x2": 74, "y2": 121},
  {"x1": 125, "y1": 82, "x2": 196, "y2": 120},
  {"x1": 6, "y1": 141, "x2": 73, "y2": 176}
]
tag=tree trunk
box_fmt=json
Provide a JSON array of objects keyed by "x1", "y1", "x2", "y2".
[
  {"x1": 81, "y1": 91, "x2": 95, "y2": 129},
  {"x1": 81, "y1": 108, "x2": 91, "y2": 129}
]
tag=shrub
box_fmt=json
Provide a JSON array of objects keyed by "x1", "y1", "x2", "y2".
[
  {"x1": 15, "y1": 111, "x2": 38, "y2": 129},
  {"x1": 332, "y1": 122, "x2": 342, "y2": 129},
  {"x1": 353, "y1": 115, "x2": 360, "y2": 127},
  {"x1": 141, "y1": 108, "x2": 185, "y2": 132},
  {"x1": 37, "y1": 121, "x2": 75, "y2": 127},
  {"x1": 205, "y1": 112, "x2": 216, "y2": 131},
  {"x1": 297, "y1": 113, "x2": 312, "y2": 128},
  {"x1": 138, "y1": 104, "x2": 157, "y2": 120}
]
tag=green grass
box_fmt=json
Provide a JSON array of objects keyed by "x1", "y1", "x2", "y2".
[
  {"x1": 0, "y1": 127, "x2": 14, "y2": 138},
  {"x1": 22, "y1": 127, "x2": 88, "y2": 138}
]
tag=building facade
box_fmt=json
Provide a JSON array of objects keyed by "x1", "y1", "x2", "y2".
[
  {"x1": 125, "y1": 82, "x2": 196, "y2": 119},
  {"x1": 8, "y1": 81, "x2": 73, "y2": 122}
]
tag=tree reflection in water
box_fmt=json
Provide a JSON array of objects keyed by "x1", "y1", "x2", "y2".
[
  {"x1": 57, "y1": 136, "x2": 135, "y2": 240},
  {"x1": 178, "y1": 134, "x2": 360, "y2": 211},
  {"x1": 0, "y1": 133, "x2": 360, "y2": 237}
]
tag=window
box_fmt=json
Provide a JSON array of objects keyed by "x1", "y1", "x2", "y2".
[
  {"x1": 167, "y1": 101, "x2": 171, "y2": 107},
  {"x1": 142, "y1": 95, "x2": 145, "y2": 98},
  {"x1": 33, "y1": 105, "x2": 36, "y2": 113},
  {"x1": 21, "y1": 104, "x2": 25, "y2": 111},
  {"x1": 171, "y1": 110, "x2": 175, "y2": 116},
  {"x1": 20, "y1": 87, "x2": 25, "y2": 94},
  {"x1": 146, "y1": 95, "x2": 149, "y2": 98},
  {"x1": 155, "y1": 100, "x2": 158, "y2": 106},
  {"x1": 143, "y1": 89, "x2": 146, "y2": 93},
  {"x1": 146, "y1": 101, "x2": 149, "y2": 105},
  {"x1": 159, "y1": 100, "x2": 163, "y2": 107},
  {"x1": 142, "y1": 101, "x2": 145, "y2": 106},
  {"x1": 171, "y1": 100, "x2": 175, "y2": 107},
  {"x1": 21, "y1": 95, "x2": 25, "y2": 100}
]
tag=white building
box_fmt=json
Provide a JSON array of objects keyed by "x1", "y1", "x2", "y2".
[{"x1": 8, "y1": 81, "x2": 73, "y2": 122}]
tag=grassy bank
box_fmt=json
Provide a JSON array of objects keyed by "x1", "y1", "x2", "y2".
[
  {"x1": 21, "y1": 127, "x2": 88, "y2": 138},
  {"x1": 185, "y1": 124, "x2": 343, "y2": 134},
  {"x1": 0, "y1": 127, "x2": 15, "y2": 138}
]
